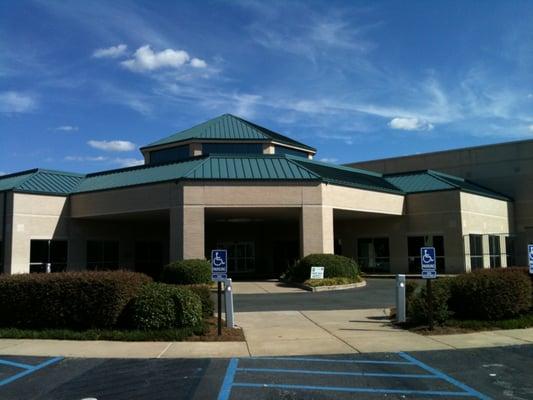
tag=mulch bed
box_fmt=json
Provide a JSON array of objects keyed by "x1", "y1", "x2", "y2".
[{"x1": 186, "y1": 317, "x2": 246, "y2": 342}]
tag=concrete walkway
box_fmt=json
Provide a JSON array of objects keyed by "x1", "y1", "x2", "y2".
[{"x1": 1, "y1": 308, "x2": 532, "y2": 358}]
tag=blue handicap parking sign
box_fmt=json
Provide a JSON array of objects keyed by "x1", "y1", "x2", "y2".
[
  {"x1": 211, "y1": 249, "x2": 228, "y2": 281},
  {"x1": 528, "y1": 244, "x2": 533, "y2": 274},
  {"x1": 420, "y1": 247, "x2": 436, "y2": 279}
]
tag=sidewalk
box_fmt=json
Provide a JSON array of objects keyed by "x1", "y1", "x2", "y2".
[{"x1": 0, "y1": 308, "x2": 532, "y2": 358}]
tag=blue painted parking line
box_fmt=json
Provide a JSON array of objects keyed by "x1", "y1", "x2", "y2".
[
  {"x1": 237, "y1": 367, "x2": 439, "y2": 379},
  {"x1": 218, "y1": 353, "x2": 492, "y2": 400},
  {"x1": 0, "y1": 357, "x2": 63, "y2": 387}
]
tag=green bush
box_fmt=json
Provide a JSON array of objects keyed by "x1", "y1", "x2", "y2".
[
  {"x1": 0, "y1": 271, "x2": 151, "y2": 329},
  {"x1": 449, "y1": 269, "x2": 532, "y2": 320},
  {"x1": 408, "y1": 279, "x2": 452, "y2": 325},
  {"x1": 160, "y1": 259, "x2": 211, "y2": 285},
  {"x1": 128, "y1": 283, "x2": 202, "y2": 330},
  {"x1": 185, "y1": 284, "x2": 214, "y2": 317},
  {"x1": 285, "y1": 254, "x2": 359, "y2": 283}
]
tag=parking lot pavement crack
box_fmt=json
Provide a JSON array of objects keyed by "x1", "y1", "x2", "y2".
[{"x1": 298, "y1": 311, "x2": 361, "y2": 354}]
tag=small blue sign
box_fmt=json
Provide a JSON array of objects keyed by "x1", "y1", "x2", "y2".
[
  {"x1": 528, "y1": 244, "x2": 533, "y2": 274},
  {"x1": 211, "y1": 249, "x2": 228, "y2": 281},
  {"x1": 421, "y1": 246, "x2": 437, "y2": 279}
]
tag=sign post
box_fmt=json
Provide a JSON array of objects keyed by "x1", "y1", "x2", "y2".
[
  {"x1": 420, "y1": 246, "x2": 437, "y2": 330},
  {"x1": 211, "y1": 249, "x2": 228, "y2": 336},
  {"x1": 528, "y1": 244, "x2": 533, "y2": 275},
  {"x1": 310, "y1": 266, "x2": 325, "y2": 280}
]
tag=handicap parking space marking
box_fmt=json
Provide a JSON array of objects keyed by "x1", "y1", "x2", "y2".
[
  {"x1": 218, "y1": 353, "x2": 491, "y2": 400},
  {"x1": 0, "y1": 356, "x2": 63, "y2": 387}
]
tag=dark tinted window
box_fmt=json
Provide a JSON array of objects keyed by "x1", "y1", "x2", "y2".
[
  {"x1": 505, "y1": 236, "x2": 515, "y2": 266},
  {"x1": 275, "y1": 146, "x2": 309, "y2": 158},
  {"x1": 203, "y1": 143, "x2": 263, "y2": 155},
  {"x1": 30, "y1": 240, "x2": 68, "y2": 273},
  {"x1": 150, "y1": 145, "x2": 189, "y2": 164},
  {"x1": 357, "y1": 237, "x2": 390, "y2": 272},
  {"x1": 87, "y1": 241, "x2": 119, "y2": 270},
  {"x1": 489, "y1": 235, "x2": 501, "y2": 268},
  {"x1": 470, "y1": 234, "x2": 483, "y2": 270}
]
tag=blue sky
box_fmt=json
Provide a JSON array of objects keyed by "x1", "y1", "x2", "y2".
[{"x1": 1, "y1": 0, "x2": 533, "y2": 174}]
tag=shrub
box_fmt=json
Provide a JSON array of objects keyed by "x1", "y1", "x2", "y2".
[
  {"x1": 0, "y1": 271, "x2": 151, "y2": 329},
  {"x1": 185, "y1": 284, "x2": 214, "y2": 317},
  {"x1": 449, "y1": 269, "x2": 532, "y2": 320},
  {"x1": 405, "y1": 280, "x2": 419, "y2": 304},
  {"x1": 128, "y1": 283, "x2": 202, "y2": 330},
  {"x1": 408, "y1": 279, "x2": 452, "y2": 325},
  {"x1": 285, "y1": 254, "x2": 359, "y2": 283},
  {"x1": 160, "y1": 259, "x2": 211, "y2": 285}
]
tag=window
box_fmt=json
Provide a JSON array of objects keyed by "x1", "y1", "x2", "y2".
[
  {"x1": 203, "y1": 143, "x2": 263, "y2": 155},
  {"x1": 469, "y1": 234, "x2": 483, "y2": 270},
  {"x1": 29, "y1": 240, "x2": 68, "y2": 273},
  {"x1": 149, "y1": 145, "x2": 190, "y2": 164},
  {"x1": 87, "y1": 241, "x2": 119, "y2": 270},
  {"x1": 408, "y1": 236, "x2": 445, "y2": 273},
  {"x1": 135, "y1": 241, "x2": 163, "y2": 278},
  {"x1": 505, "y1": 236, "x2": 515, "y2": 266},
  {"x1": 275, "y1": 146, "x2": 309, "y2": 158},
  {"x1": 489, "y1": 235, "x2": 501, "y2": 268},
  {"x1": 217, "y1": 241, "x2": 255, "y2": 273},
  {"x1": 357, "y1": 237, "x2": 390, "y2": 272}
]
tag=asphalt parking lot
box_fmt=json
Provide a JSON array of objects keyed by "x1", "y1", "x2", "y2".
[
  {"x1": 233, "y1": 278, "x2": 397, "y2": 312},
  {"x1": 1, "y1": 345, "x2": 532, "y2": 399}
]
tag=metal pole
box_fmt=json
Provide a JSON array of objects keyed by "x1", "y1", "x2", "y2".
[
  {"x1": 217, "y1": 281, "x2": 222, "y2": 336},
  {"x1": 396, "y1": 274, "x2": 406, "y2": 323},
  {"x1": 224, "y1": 278, "x2": 234, "y2": 328},
  {"x1": 427, "y1": 279, "x2": 434, "y2": 330}
]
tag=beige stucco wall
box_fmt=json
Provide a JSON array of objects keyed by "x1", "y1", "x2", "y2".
[
  {"x1": 70, "y1": 182, "x2": 178, "y2": 218},
  {"x1": 7, "y1": 193, "x2": 69, "y2": 274},
  {"x1": 349, "y1": 139, "x2": 533, "y2": 265},
  {"x1": 322, "y1": 184, "x2": 404, "y2": 215}
]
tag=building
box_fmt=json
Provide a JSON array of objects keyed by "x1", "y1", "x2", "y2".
[{"x1": 0, "y1": 114, "x2": 521, "y2": 277}]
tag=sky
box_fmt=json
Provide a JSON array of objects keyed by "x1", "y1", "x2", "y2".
[{"x1": 1, "y1": 0, "x2": 533, "y2": 175}]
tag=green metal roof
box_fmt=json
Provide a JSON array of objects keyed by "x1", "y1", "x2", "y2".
[
  {"x1": 289, "y1": 157, "x2": 404, "y2": 194},
  {"x1": 385, "y1": 170, "x2": 510, "y2": 200},
  {"x1": 0, "y1": 169, "x2": 85, "y2": 195},
  {"x1": 141, "y1": 114, "x2": 316, "y2": 152},
  {"x1": 75, "y1": 158, "x2": 206, "y2": 193},
  {"x1": 185, "y1": 155, "x2": 319, "y2": 181}
]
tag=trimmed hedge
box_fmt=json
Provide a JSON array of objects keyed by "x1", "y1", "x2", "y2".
[
  {"x1": 285, "y1": 254, "x2": 359, "y2": 283},
  {"x1": 128, "y1": 283, "x2": 202, "y2": 330},
  {"x1": 185, "y1": 284, "x2": 214, "y2": 318},
  {"x1": 449, "y1": 269, "x2": 532, "y2": 320},
  {"x1": 160, "y1": 259, "x2": 211, "y2": 285},
  {"x1": 408, "y1": 279, "x2": 452, "y2": 325},
  {"x1": 0, "y1": 271, "x2": 151, "y2": 329}
]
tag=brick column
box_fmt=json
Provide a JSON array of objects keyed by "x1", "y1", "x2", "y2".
[
  {"x1": 169, "y1": 205, "x2": 205, "y2": 261},
  {"x1": 300, "y1": 205, "x2": 334, "y2": 257}
]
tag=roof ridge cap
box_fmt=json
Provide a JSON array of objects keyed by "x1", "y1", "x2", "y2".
[
  {"x1": 283, "y1": 156, "x2": 322, "y2": 180},
  {"x1": 291, "y1": 156, "x2": 384, "y2": 178}
]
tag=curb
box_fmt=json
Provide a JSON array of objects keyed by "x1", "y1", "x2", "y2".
[{"x1": 296, "y1": 280, "x2": 367, "y2": 292}]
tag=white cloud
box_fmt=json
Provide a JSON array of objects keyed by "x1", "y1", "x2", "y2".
[
  {"x1": 528, "y1": 124, "x2": 533, "y2": 132},
  {"x1": 528, "y1": 93, "x2": 533, "y2": 99},
  {"x1": 65, "y1": 155, "x2": 143, "y2": 167},
  {"x1": 55, "y1": 125, "x2": 79, "y2": 132},
  {"x1": 190, "y1": 58, "x2": 207, "y2": 68},
  {"x1": 65, "y1": 156, "x2": 107, "y2": 162},
  {"x1": 121, "y1": 45, "x2": 206, "y2": 72},
  {"x1": 388, "y1": 117, "x2": 434, "y2": 132},
  {"x1": 319, "y1": 157, "x2": 339, "y2": 163},
  {"x1": 93, "y1": 44, "x2": 128, "y2": 58},
  {"x1": 113, "y1": 158, "x2": 144, "y2": 167},
  {"x1": 0, "y1": 91, "x2": 36, "y2": 113},
  {"x1": 0, "y1": 171, "x2": 6, "y2": 176},
  {"x1": 87, "y1": 140, "x2": 136, "y2": 152}
]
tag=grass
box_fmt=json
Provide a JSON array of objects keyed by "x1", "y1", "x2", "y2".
[
  {"x1": 0, "y1": 324, "x2": 209, "y2": 342},
  {"x1": 303, "y1": 276, "x2": 361, "y2": 287}
]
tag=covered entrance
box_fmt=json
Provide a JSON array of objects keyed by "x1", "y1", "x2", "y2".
[{"x1": 205, "y1": 207, "x2": 300, "y2": 278}]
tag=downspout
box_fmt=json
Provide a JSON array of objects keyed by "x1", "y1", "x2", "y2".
[{"x1": 1, "y1": 191, "x2": 7, "y2": 274}]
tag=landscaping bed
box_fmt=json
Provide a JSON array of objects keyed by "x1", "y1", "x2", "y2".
[
  {"x1": 298, "y1": 277, "x2": 365, "y2": 292},
  {"x1": 401, "y1": 267, "x2": 533, "y2": 334}
]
